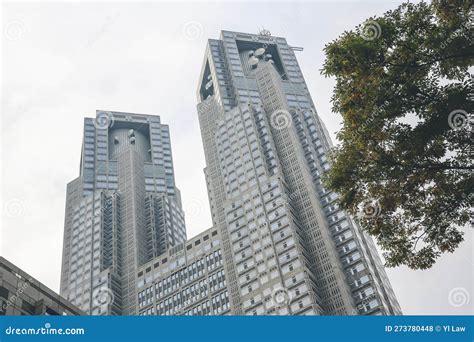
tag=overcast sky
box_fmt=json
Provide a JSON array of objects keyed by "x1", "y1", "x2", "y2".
[{"x1": 1, "y1": 1, "x2": 472, "y2": 315}]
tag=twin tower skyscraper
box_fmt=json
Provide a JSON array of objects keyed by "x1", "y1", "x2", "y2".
[{"x1": 60, "y1": 30, "x2": 402, "y2": 316}]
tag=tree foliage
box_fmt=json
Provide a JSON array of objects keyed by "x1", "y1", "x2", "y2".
[{"x1": 321, "y1": 1, "x2": 473, "y2": 269}]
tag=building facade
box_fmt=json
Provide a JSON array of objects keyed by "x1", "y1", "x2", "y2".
[
  {"x1": 194, "y1": 30, "x2": 401, "y2": 315},
  {"x1": 136, "y1": 227, "x2": 230, "y2": 316},
  {"x1": 62, "y1": 30, "x2": 401, "y2": 316},
  {"x1": 60, "y1": 111, "x2": 186, "y2": 315},
  {"x1": 1, "y1": 257, "x2": 83, "y2": 316}
]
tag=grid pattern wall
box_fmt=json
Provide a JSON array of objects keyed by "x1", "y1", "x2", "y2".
[
  {"x1": 253, "y1": 61, "x2": 355, "y2": 314},
  {"x1": 195, "y1": 30, "x2": 402, "y2": 316},
  {"x1": 215, "y1": 105, "x2": 323, "y2": 315},
  {"x1": 61, "y1": 111, "x2": 187, "y2": 316},
  {"x1": 197, "y1": 98, "x2": 243, "y2": 313},
  {"x1": 137, "y1": 229, "x2": 230, "y2": 316}
]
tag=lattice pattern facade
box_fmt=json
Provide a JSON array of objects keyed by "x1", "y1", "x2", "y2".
[
  {"x1": 61, "y1": 111, "x2": 186, "y2": 315},
  {"x1": 195, "y1": 30, "x2": 401, "y2": 315}
]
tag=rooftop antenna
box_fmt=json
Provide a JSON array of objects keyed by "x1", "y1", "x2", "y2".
[{"x1": 258, "y1": 27, "x2": 271, "y2": 36}]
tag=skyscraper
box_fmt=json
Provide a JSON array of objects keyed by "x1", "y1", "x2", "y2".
[
  {"x1": 61, "y1": 111, "x2": 186, "y2": 315},
  {"x1": 194, "y1": 30, "x2": 401, "y2": 315},
  {"x1": 64, "y1": 30, "x2": 401, "y2": 316}
]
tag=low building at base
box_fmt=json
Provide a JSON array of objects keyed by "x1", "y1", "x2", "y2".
[{"x1": 0, "y1": 257, "x2": 83, "y2": 316}]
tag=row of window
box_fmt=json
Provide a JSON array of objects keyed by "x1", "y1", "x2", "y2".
[
  {"x1": 152, "y1": 250, "x2": 223, "y2": 298},
  {"x1": 141, "y1": 291, "x2": 229, "y2": 316},
  {"x1": 139, "y1": 274, "x2": 228, "y2": 315}
]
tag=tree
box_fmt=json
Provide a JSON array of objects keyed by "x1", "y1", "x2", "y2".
[{"x1": 321, "y1": 1, "x2": 473, "y2": 269}]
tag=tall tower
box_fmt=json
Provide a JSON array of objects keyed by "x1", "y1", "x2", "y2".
[
  {"x1": 60, "y1": 111, "x2": 186, "y2": 315},
  {"x1": 196, "y1": 30, "x2": 401, "y2": 315}
]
